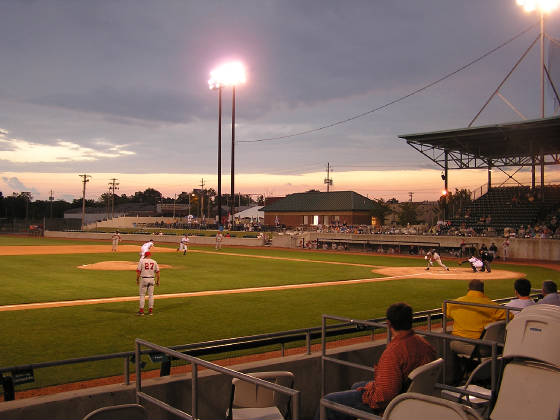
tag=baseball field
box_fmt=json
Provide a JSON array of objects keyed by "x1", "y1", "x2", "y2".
[{"x1": 1, "y1": 235, "x2": 558, "y2": 393}]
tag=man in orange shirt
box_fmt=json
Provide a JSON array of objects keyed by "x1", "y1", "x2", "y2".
[{"x1": 321, "y1": 303, "x2": 436, "y2": 419}]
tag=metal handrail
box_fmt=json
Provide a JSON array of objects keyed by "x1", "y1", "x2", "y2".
[{"x1": 135, "y1": 339, "x2": 300, "y2": 420}]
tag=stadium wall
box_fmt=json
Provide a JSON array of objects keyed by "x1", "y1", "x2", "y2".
[
  {"x1": 0, "y1": 333, "x2": 448, "y2": 419},
  {"x1": 0, "y1": 340, "x2": 391, "y2": 420},
  {"x1": 42, "y1": 231, "x2": 559, "y2": 261},
  {"x1": 294, "y1": 233, "x2": 560, "y2": 262}
]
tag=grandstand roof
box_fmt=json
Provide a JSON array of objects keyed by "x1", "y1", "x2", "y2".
[
  {"x1": 261, "y1": 191, "x2": 374, "y2": 212},
  {"x1": 399, "y1": 116, "x2": 560, "y2": 169}
]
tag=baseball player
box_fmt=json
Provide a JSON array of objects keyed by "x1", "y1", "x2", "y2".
[
  {"x1": 136, "y1": 251, "x2": 160, "y2": 316},
  {"x1": 215, "y1": 231, "x2": 223, "y2": 250},
  {"x1": 177, "y1": 234, "x2": 189, "y2": 255},
  {"x1": 140, "y1": 239, "x2": 154, "y2": 260},
  {"x1": 480, "y1": 249, "x2": 493, "y2": 273},
  {"x1": 502, "y1": 238, "x2": 510, "y2": 261},
  {"x1": 459, "y1": 256, "x2": 484, "y2": 272},
  {"x1": 425, "y1": 249, "x2": 449, "y2": 271},
  {"x1": 111, "y1": 230, "x2": 121, "y2": 252}
]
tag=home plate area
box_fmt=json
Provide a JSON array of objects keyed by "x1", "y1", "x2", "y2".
[{"x1": 372, "y1": 266, "x2": 525, "y2": 280}]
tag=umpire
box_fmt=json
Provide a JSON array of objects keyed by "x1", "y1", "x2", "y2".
[{"x1": 480, "y1": 248, "x2": 493, "y2": 273}]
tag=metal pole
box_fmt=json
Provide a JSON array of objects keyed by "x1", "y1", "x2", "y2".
[
  {"x1": 124, "y1": 355, "x2": 130, "y2": 385},
  {"x1": 135, "y1": 342, "x2": 141, "y2": 404},
  {"x1": 218, "y1": 87, "x2": 223, "y2": 228},
  {"x1": 321, "y1": 316, "x2": 326, "y2": 396},
  {"x1": 231, "y1": 85, "x2": 236, "y2": 227},
  {"x1": 192, "y1": 363, "x2": 198, "y2": 419},
  {"x1": 488, "y1": 160, "x2": 492, "y2": 190},
  {"x1": 541, "y1": 11, "x2": 545, "y2": 118}
]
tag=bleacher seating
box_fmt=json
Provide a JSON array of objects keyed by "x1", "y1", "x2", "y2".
[
  {"x1": 489, "y1": 304, "x2": 560, "y2": 420},
  {"x1": 450, "y1": 185, "x2": 560, "y2": 235},
  {"x1": 82, "y1": 404, "x2": 147, "y2": 420},
  {"x1": 226, "y1": 371, "x2": 295, "y2": 420},
  {"x1": 382, "y1": 392, "x2": 483, "y2": 420}
]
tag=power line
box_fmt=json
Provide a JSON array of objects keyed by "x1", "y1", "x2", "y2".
[{"x1": 238, "y1": 22, "x2": 538, "y2": 144}]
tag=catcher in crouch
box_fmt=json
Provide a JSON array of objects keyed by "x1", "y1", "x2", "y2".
[{"x1": 425, "y1": 249, "x2": 450, "y2": 271}]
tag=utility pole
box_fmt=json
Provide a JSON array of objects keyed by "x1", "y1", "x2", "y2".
[
  {"x1": 79, "y1": 174, "x2": 91, "y2": 230},
  {"x1": 408, "y1": 192, "x2": 414, "y2": 202},
  {"x1": 324, "y1": 162, "x2": 333, "y2": 192},
  {"x1": 106, "y1": 185, "x2": 111, "y2": 221},
  {"x1": 199, "y1": 178, "x2": 206, "y2": 220},
  {"x1": 49, "y1": 189, "x2": 54, "y2": 219},
  {"x1": 22, "y1": 192, "x2": 31, "y2": 221},
  {"x1": 108, "y1": 178, "x2": 119, "y2": 219}
]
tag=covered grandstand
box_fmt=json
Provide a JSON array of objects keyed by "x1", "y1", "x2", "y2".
[{"x1": 400, "y1": 117, "x2": 560, "y2": 236}]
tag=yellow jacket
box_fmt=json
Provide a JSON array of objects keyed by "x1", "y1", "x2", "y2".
[{"x1": 445, "y1": 290, "x2": 508, "y2": 339}]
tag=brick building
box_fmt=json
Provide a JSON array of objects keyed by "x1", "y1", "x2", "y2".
[{"x1": 261, "y1": 191, "x2": 375, "y2": 227}]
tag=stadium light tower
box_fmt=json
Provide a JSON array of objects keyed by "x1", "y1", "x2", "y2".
[
  {"x1": 516, "y1": 0, "x2": 560, "y2": 117},
  {"x1": 208, "y1": 61, "x2": 246, "y2": 228}
]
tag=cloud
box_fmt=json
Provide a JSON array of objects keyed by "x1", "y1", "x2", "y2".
[
  {"x1": 1, "y1": 176, "x2": 40, "y2": 198},
  {"x1": 0, "y1": 136, "x2": 135, "y2": 163}
]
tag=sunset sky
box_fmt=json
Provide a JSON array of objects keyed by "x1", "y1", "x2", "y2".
[{"x1": 1, "y1": 1, "x2": 560, "y2": 203}]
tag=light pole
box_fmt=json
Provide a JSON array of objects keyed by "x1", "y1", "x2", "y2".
[
  {"x1": 209, "y1": 61, "x2": 246, "y2": 228},
  {"x1": 516, "y1": 0, "x2": 559, "y2": 117}
]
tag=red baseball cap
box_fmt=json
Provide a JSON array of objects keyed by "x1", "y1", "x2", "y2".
[{"x1": 144, "y1": 252, "x2": 151, "y2": 257}]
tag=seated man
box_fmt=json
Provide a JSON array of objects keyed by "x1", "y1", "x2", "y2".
[
  {"x1": 505, "y1": 278, "x2": 535, "y2": 316},
  {"x1": 321, "y1": 303, "x2": 436, "y2": 419},
  {"x1": 445, "y1": 279, "x2": 508, "y2": 355},
  {"x1": 538, "y1": 280, "x2": 560, "y2": 306}
]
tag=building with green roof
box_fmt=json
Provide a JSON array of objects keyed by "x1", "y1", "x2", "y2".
[{"x1": 261, "y1": 191, "x2": 375, "y2": 227}]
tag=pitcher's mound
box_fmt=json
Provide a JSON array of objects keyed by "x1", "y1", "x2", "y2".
[
  {"x1": 373, "y1": 266, "x2": 524, "y2": 280},
  {"x1": 78, "y1": 261, "x2": 173, "y2": 270}
]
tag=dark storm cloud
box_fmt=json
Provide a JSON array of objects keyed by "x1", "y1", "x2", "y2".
[
  {"x1": 1, "y1": 0, "x2": 558, "y2": 181},
  {"x1": 1, "y1": 0, "x2": 536, "y2": 125}
]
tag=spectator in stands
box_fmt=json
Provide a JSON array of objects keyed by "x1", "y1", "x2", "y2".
[
  {"x1": 445, "y1": 279, "x2": 508, "y2": 354},
  {"x1": 538, "y1": 280, "x2": 560, "y2": 306},
  {"x1": 505, "y1": 278, "x2": 535, "y2": 316},
  {"x1": 320, "y1": 303, "x2": 436, "y2": 419}
]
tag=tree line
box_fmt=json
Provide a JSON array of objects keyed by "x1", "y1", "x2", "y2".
[{"x1": 0, "y1": 188, "x2": 265, "y2": 220}]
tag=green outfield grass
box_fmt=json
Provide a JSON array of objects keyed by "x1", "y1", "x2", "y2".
[{"x1": 1, "y1": 236, "x2": 558, "y2": 389}]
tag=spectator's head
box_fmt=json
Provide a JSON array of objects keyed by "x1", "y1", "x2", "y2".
[
  {"x1": 386, "y1": 302, "x2": 413, "y2": 331},
  {"x1": 514, "y1": 278, "x2": 531, "y2": 297},
  {"x1": 542, "y1": 280, "x2": 558, "y2": 295},
  {"x1": 468, "y1": 279, "x2": 484, "y2": 293}
]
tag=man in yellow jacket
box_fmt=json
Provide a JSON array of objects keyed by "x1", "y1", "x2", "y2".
[
  {"x1": 445, "y1": 279, "x2": 509, "y2": 383},
  {"x1": 445, "y1": 279, "x2": 508, "y2": 348}
]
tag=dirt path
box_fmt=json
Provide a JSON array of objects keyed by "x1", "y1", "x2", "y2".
[{"x1": 0, "y1": 245, "x2": 176, "y2": 255}]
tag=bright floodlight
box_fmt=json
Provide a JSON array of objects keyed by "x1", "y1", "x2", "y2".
[
  {"x1": 516, "y1": 0, "x2": 560, "y2": 12},
  {"x1": 208, "y1": 61, "x2": 247, "y2": 90}
]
